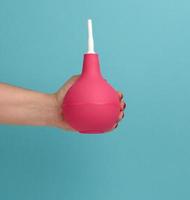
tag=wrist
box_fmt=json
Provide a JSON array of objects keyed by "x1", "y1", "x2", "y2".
[{"x1": 44, "y1": 93, "x2": 63, "y2": 128}]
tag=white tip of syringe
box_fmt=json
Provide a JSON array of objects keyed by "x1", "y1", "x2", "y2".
[{"x1": 87, "y1": 19, "x2": 95, "y2": 54}]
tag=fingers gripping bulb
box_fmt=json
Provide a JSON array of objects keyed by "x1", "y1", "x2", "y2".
[{"x1": 87, "y1": 19, "x2": 95, "y2": 54}]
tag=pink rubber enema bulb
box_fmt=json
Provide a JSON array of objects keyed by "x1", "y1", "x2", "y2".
[{"x1": 62, "y1": 19, "x2": 120, "y2": 133}]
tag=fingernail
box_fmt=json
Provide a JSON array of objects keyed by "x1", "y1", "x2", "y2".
[
  {"x1": 122, "y1": 113, "x2": 124, "y2": 119},
  {"x1": 124, "y1": 103, "x2": 126, "y2": 109},
  {"x1": 114, "y1": 124, "x2": 118, "y2": 129}
]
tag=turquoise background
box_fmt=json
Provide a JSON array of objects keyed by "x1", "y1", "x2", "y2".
[{"x1": 0, "y1": 0, "x2": 190, "y2": 199}]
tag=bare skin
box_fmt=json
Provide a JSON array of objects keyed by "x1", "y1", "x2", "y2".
[{"x1": 0, "y1": 75, "x2": 126, "y2": 132}]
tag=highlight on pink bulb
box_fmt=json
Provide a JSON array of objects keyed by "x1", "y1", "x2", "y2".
[{"x1": 62, "y1": 19, "x2": 120, "y2": 134}]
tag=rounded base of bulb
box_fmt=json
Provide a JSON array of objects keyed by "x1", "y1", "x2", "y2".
[{"x1": 62, "y1": 102, "x2": 120, "y2": 134}]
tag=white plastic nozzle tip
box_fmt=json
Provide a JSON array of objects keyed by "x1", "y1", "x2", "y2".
[{"x1": 87, "y1": 19, "x2": 95, "y2": 54}]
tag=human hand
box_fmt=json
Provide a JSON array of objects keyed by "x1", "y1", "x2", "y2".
[
  {"x1": 52, "y1": 75, "x2": 80, "y2": 131},
  {"x1": 52, "y1": 75, "x2": 126, "y2": 132}
]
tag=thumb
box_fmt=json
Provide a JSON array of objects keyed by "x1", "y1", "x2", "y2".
[
  {"x1": 63, "y1": 75, "x2": 80, "y2": 93},
  {"x1": 56, "y1": 75, "x2": 80, "y2": 103}
]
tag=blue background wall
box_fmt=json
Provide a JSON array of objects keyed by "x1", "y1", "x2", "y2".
[{"x1": 0, "y1": 0, "x2": 190, "y2": 199}]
